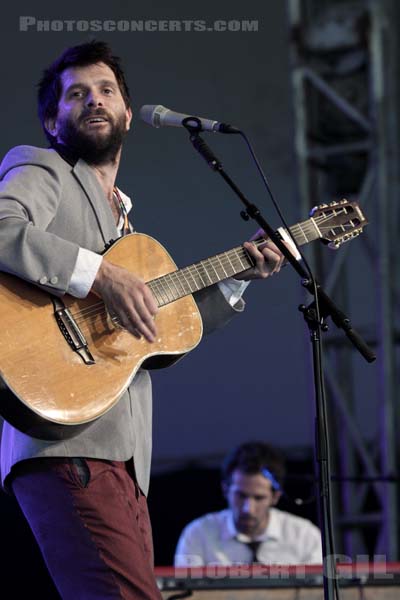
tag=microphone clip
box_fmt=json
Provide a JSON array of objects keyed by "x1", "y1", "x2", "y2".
[{"x1": 183, "y1": 118, "x2": 222, "y2": 171}]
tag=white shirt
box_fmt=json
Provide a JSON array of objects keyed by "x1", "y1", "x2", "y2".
[
  {"x1": 174, "y1": 508, "x2": 323, "y2": 566},
  {"x1": 67, "y1": 187, "x2": 249, "y2": 305}
]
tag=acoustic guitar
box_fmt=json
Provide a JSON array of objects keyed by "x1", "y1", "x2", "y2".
[{"x1": 0, "y1": 200, "x2": 367, "y2": 439}]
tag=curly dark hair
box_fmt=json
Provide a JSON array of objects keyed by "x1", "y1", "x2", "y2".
[
  {"x1": 37, "y1": 40, "x2": 131, "y2": 145},
  {"x1": 221, "y1": 441, "x2": 286, "y2": 488}
]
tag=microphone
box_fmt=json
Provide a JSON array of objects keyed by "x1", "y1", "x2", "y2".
[{"x1": 139, "y1": 104, "x2": 239, "y2": 134}]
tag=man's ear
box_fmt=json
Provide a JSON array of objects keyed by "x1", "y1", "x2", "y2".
[
  {"x1": 45, "y1": 117, "x2": 58, "y2": 138},
  {"x1": 272, "y1": 490, "x2": 282, "y2": 506},
  {"x1": 221, "y1": 481, "x2": 229, "y2": 500},
  {"x1": 126, "y1": 107, "x2": 133, "y2": 131}
]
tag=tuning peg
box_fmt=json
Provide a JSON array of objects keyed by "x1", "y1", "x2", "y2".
[
  {"x1": 329, "y1": 201, "x2": 338, "y2": 206},
  {"x1": 328, "y1": 229, "x2": 361, "y2": 249},
  {"x1": 310, "y1": 204, "x2": 328, "y2": 216}
]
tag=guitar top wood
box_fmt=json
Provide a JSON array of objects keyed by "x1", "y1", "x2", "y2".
[{"x1": 0, "y1": 233, "x2": 203, "y2": 427}]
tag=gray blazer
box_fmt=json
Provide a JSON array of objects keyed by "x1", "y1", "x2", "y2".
[{"x1": 0, "y1": 145, "x2": 243, "y2": 495}]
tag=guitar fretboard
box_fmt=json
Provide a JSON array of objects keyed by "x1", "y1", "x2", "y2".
[{"x1": 148, "y1": 218, "x2": 320, "y2": 307}]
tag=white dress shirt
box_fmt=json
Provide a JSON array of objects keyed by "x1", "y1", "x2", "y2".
[{"x1": 174, "y1": 508, "x2": 323, "y2": 566}]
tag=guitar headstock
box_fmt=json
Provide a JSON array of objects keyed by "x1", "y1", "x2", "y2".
[{"x1": 310, "y1": 199, "x2": 368, "y2": 249}]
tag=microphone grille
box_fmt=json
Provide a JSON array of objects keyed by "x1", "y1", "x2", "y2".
[{"x1": 139, "y1": 105, "x2": 166, "y2": 128}]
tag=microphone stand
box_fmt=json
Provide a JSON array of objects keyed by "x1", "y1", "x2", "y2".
[{"x1": 182, "y1": 119, "x2": 376, "y2": 600}]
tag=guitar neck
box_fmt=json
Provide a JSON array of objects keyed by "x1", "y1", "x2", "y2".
[{"x1": 148, "y1": 217, "x2": 320, "y2": 307}]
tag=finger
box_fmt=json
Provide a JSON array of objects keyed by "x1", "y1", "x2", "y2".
[
  {"x1": 244, "y1": 242, "x2": 279, "y2": 276},
  {"x1": 258, "y1": 239, "x2": 286, "y2": 271},
  {"x1": 128, "y1": 297, "x2": 158, "y2": 340},
  {"x1": 116, "y1": 311, "x2": 142, "y2": 339},
  {"x1": 260, "y1": 247, "x2": 282, "y2": 273},
  {"x1": 135, "y1": 297, "x2": 158, "y2": 337},
  {"x1": 143, "y1": 286, "x2": 159, "y2": 316},
  {"x1": 126, "y1": 309, "x2": 157, "y2": 342},
  {"x1": 243, "y1": 241, "x2": 264, "y2": 270}
]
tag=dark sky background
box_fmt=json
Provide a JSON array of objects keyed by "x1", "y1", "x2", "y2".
[{"x1": 0, "y1": 1, "x2": 377, "y2": 468}]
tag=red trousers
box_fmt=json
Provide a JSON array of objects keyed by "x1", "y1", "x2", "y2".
[{"x1": 10, "y1": 457, "x2": 162, "y2": 600}]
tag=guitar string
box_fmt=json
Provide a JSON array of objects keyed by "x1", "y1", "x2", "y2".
[
  {"x1": 72, "y1": 218, "x2": 352, "y2": 325},
  {"x1": 70, "y1": 209, "x2": 354, "y2": 324},
  {"x1": 71, "y1": 241, "x2": 263, "y2": 323},
  {"x1": 71, "y1": 243, "x2": 261, "y2": 323},
  {"x1": 73, "y1": 241, "x2": 298, "y2": 324},
  {"x1": 71, "y1": 217, "x2": 317, "y2": 323},
  {"x1": 71, "y1": 216, "x2": 352, "y2": 324}
]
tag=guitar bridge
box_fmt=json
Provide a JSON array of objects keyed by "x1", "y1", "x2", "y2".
[{"x1": 52, "y1": 297, "x2": 95, "y2": 365}]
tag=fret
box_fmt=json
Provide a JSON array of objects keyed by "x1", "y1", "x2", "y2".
[
  {"x1": 215, "y1": 255, "x2": 229, "y2": 280},
  {"x1": 180, "y1": 268, "x2": 197, "y2": 295},
  {"x1": 158, "y1": 280, "x2": 171, "y2": 305},
  {"x1": 171, "y1": 272, "x2": 185, "y2": 298},
  {"x1": 197, "y1": 261, "x2": 213, "y2": 286},
  {"x1": 186, "y1": 266, "x2": 201, "y2": 291},
  {"x1": 236, "y1": 248, "x2": 254, "y2": 271},
  {"x1": 288, "y1": 219, "x2": 320, "y2": 246},
  {"x1": 303, "y1": 220, "x2": 320, "y2": 241},
  {"x1": 162, "y1": 276, "x2": 176, "y2": 303},
  {"x1": 292, "y1": 223, "x2": 309, "y2": 245},
  {"x1": 147, "y1": 215, "x2": 324, "y2": 308},
  {"x1": 173, "y1": 271, "x2": 190, "y2": 297},
  {"x1": 195, "y1": 262, "x2": 210, "y2": 288},
  {"x1": 224, "y1": 251, "x2": 236, "y2": 275},
  {"x1": 202, "y1": 256, "x2": 220, "y2": 285},
  {"x1": 188, "y1": 264, "x2": 206, "y2": 290},
  {"x1": 150, "y1": 279, "x2": 169, "y2": 306},
  {"x1": 148, "y1": 280, "x2": 161, "y2": 302},
  {"x1": 164, "y1": 273, "x2": 180, "y2": 301},
  {"x1": 232, "y1": 248, "x2": 253, "y2": 272}
]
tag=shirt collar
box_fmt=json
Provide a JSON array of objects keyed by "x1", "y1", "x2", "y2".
[
  {"x1": 115, "y1": 187, "x2": 132, "y2": 214},
  {"x1": 222, "y1": 508, "x2": 282, "y2": 542}
]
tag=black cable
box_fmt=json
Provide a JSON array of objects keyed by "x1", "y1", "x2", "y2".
[{"x1": 165, "y1": 590, "x2": 193, "y2": 600}]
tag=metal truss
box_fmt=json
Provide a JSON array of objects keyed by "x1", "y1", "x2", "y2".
[{"x1": 287, "y1": 0, "x2": 400, "y2": 559}]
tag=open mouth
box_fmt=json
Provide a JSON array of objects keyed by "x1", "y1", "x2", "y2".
[{"x1": 84, "y1": 117, "x2": 109, "y2": 125}]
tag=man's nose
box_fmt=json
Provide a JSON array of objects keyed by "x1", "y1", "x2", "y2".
[
  {"x1": 86, "y1": 91, "x2": 103, "y2": 107},
  {"x1": 242, "y1": 498, "x2": 256, "y2": 515}
]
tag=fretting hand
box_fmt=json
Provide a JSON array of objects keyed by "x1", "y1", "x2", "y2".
[{"x1": 235, "y1": 229, "x2": 286, "y2": 281}]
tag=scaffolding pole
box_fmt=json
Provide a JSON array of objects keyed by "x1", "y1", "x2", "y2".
[{"x1": 287, "y1": 0, "x2": 400, "y2": 560}]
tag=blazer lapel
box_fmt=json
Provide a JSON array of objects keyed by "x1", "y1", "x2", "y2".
[{"x1": 72, "y1": 159, "x2": 119, "y2": 247}]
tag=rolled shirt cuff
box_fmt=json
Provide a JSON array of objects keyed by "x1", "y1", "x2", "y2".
[
  {"x1": 67, "y1": 247, "x2": 103, "y2": 298},
  {"x1": 218, "y1": 278, "x2": 250, "y2": 307}
]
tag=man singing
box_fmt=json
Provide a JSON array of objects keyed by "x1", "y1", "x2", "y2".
[{"x1": 0, "y1": 41, "x2": 285, "y2": 599}]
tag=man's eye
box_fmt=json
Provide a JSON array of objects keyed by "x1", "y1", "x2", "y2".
[
  {"x1": 103, "y1": 88, "x2": 113, "y2": 94},
  {"x1": 235, "y1": 492, "x2": 246, "y2": 500},
  {"x1": 71, "y1": 91, "x2": 84, "y2": 98}
]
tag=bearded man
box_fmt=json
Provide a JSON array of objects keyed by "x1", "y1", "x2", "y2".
[{"x1": 0, "y1": 42, "x2": 284, "y2": 599}]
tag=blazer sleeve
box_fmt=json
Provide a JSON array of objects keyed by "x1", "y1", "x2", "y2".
[
  {"x1": 0, "y1": 146, "x2": 80, "y2": 296},
  {"x1": 193, "y1": 284, "x2": 244, "y2": 336}
]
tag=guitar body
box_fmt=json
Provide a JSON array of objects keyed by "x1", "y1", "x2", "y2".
[
  {"x1": 0, "y1": 233, "x2": 203, "y2": 438},
  {"x1": 0, "y1": 200, "x2": 368, "y2": 439}
]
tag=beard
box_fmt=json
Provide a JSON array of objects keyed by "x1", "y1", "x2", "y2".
[{"x1": 55, "y1": 108, "x2": 128, "y2": 166}]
